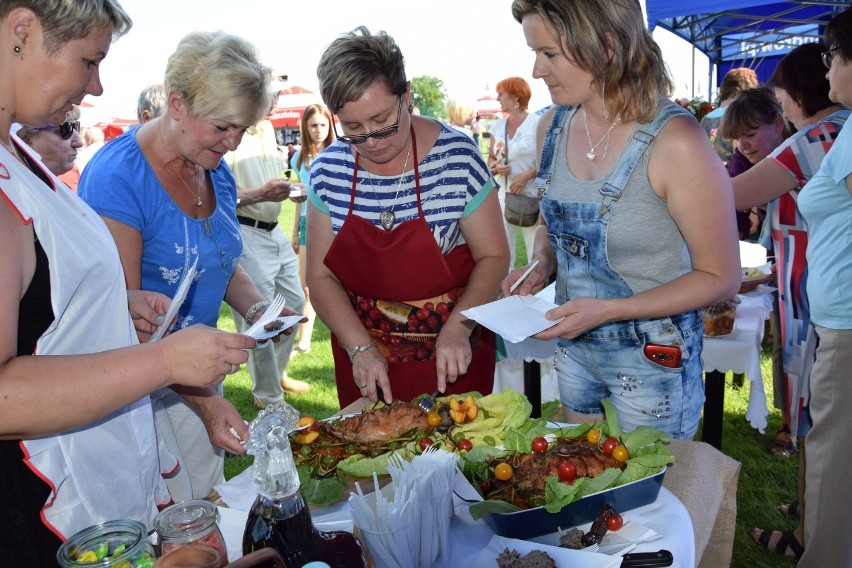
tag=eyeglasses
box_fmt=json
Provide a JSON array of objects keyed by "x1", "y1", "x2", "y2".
[
  {"x1": 34, "y1": 121, "x2": 81, "y2": 140},
  {"x1": 822, "y1": 47, "x2": 840, "y2": 69},
  {"x1": 334, "y1": 97, "x2": 403, "y2": 144}
]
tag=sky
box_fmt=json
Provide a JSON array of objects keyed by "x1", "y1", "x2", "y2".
[{"x1": 83, "y1": 0, "x2": 709, "y2": 125}]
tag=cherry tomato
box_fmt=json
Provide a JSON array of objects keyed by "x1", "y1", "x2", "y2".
[
  {"x1": 606, "y1": 513, "x2": 624, "y2": 531},
  {"x1": 612, "y1": 444, "x2": 629, "y2": 463},
  {"x1": 457, "y1": 439, "x2": 473, "y2": 452},
  {"x1": 602, "y1": 437, "x2": 619, "y2": 454},
  {"x1": 494, "y1": 463, "x2": 513, "y2": 481},
  {"x1": 426, "y1": 411, "x2": 442, "y2": 427},
  {"x1": 419, "y1": 438, "x2": 434, "y2": 451},
  {"x1": 558, "y1": 460, "x2": 577, "y2": 483},
  {"x1": 531, "y1": 437, "x2": 548, "y2": 454},
  {"x1": 586, "y1": 428, "x2": 602, "y2": 445}
]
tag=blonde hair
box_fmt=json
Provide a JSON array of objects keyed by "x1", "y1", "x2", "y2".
[
  {"x1": 164, "y1": 31, "x2": 272, "y2": 126},
  {"x1": 445, "y1": 98, "x2": 475, "y2": 126},
  {"x1": 511, "y1": 0, "x2": 672, "y2": 123}
]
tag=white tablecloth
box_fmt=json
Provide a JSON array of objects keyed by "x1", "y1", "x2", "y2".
[{"x1": 216, "y1": 482, "x2": 695, "y2": 567}]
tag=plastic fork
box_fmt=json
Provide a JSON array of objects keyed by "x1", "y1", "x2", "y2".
[
  {"x1": 418, "y1": 389, "x2": 441, "y2": 413},
  {"x1": 244, "y1": 294, "x2": 286, "y2": 337}
]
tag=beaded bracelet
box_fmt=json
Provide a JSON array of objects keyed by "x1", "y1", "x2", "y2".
[{"x1": 244, "y1": 300, "x2": 271, "y2": 325}]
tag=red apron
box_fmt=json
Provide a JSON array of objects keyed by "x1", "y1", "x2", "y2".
[{"x1": 324, "y1": 129, "x2": 495, "y2": 407}]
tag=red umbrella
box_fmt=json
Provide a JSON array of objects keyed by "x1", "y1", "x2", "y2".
[
  {"x1": 93, "y1": 117, "x2": 138, "y2": 141},
  {"x1": 475, "y1": 96, "x2": 504, "y2": 120},
  {"x1": 268, "y1": 86, "x2": 322, "y2": 129}
]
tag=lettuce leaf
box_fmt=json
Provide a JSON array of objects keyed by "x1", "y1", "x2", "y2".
[
  {"x1": 468, "y1": 499, "x2": 522, "y2": 520},
  {"x1": 336, "y1": 445, "x2": 417, "y2": 478}
]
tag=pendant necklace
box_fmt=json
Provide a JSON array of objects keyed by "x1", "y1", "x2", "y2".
[
  {"x1": 158, "y1": 119, "x2": 205, "y2": 207},
  {"x1": 363, "y1": 141, "x2": 412, "y2": 231},
  {"x1": 582, "y1": 108, "x2": 621, "y2": 161}
]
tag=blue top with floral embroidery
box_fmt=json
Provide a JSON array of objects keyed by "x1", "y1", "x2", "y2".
[{"x1": 79, "y1": 127, "x2": 242, "y2": 329}]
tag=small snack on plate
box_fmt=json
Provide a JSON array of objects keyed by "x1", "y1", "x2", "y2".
[
  {"x1": 495, "y1": 548, "x2": 556, "y2": 568},
  {"x1": 263, "y1": 319, "x2": 285, "y2": 332},
  {"x1": 701, "y1": 299, "x2": 737, "y2": 336},
  {"x1": 557, "y1": 527, "x2": 585, "y2": 550}
]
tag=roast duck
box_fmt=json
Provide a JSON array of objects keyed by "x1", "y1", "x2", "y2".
[
  {"x1": 323, "y1": 402, "x2": 431, "y2": 448},
  {"x1": 482, "y1": 437, "x2": 625, "y2": 509}
]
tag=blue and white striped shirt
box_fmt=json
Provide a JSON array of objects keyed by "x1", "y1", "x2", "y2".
[{"x1": 308, "y1": 122, "x2": 495, "y2": 255}]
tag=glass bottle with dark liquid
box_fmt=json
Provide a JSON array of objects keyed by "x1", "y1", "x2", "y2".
[{"x1": 242, "y1": 403, "x2": 368, "y2": 568}]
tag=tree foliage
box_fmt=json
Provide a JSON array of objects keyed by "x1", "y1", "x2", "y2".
[{"x1": 410, "y1": 76, "x2": 446, "y2": 121}]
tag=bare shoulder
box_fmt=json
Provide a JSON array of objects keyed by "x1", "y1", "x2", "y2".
[
  {"x1": 0, "y1": 196, "x2": 35, "y2": 305},
  {"x1": 650, "y1": 115, "x2": 725, "y2": 176}
]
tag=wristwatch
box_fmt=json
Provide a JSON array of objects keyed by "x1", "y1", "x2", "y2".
[{"x1": 348, "y1": 342, "x2": 377, "y2": 362}]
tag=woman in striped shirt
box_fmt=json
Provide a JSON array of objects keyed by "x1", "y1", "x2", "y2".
[{"x1": 307, "y1": 26, "x2": 510, "y2": 408}]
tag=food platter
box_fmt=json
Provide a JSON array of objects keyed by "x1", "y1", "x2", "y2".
[
  {"x1": 290, "y1": 391, "x2": 534, "y2": 507},
  {"x1": 480, "y1": 468, "x2": 666, "y2": 540}
]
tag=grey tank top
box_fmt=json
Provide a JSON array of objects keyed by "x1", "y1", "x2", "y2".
[{"x1": 546, "y1": 107, "x2": 692, "y2": 294}]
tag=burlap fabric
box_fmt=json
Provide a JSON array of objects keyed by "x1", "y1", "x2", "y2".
[{"x1": 663, "y1": 440, "x2": 741, "y2": 567}]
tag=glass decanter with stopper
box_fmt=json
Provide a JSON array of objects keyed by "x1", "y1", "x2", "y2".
[{"x1": 242, "y1": 403, "x2": 368, "y2": 567}]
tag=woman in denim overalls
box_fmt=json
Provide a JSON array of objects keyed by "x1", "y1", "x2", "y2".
[{"x1": 507, "y1": 0, "x2": 741, "y2": 438}]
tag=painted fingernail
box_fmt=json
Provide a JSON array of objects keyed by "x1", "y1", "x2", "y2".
[{"x1": 155, "y1": 315, "x2": 165, "y2": 323}]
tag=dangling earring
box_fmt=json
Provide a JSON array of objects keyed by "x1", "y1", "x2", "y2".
[
  {"x1": 408, "y1": 104, "x2": 414, "y2": 114},
  {"x1": 13, "y1": 46, "x2": 21, "y2": 54},
  {"x1": 601, "y1": 81, "x2": 608, "y2": 120}
]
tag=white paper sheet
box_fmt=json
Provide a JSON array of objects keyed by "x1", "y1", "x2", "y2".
[
  {"x1": 149, "y1": 258, "x2": 197, "y2": 342},
  {"x1": 244, "y1": 315, "x2": 305, "y2": 341},
  {"x1": 461, "y1": 295, "x2": 562, "y2": 343}
]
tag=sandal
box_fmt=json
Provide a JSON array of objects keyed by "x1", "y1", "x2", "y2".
[
  {"x1": 752, "y1": 529, "x2": 804, "y2": 560},
  {"x1": 778, "y1": 500, "x2": 800, "y2": 519},
  {"x1": 770, "y1": 428, "x2": 797, "y2": 457}
]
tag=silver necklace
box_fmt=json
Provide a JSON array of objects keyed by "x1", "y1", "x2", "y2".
[
  {"x1": 158, "y1": 119, "x2": 205, "y2": 207},
  {"x1": 582, "y1": 108, "x2": 621, "y2": 161},
  {"x1": 363, "y1": 142, "x2": 412, "y2": 231}
]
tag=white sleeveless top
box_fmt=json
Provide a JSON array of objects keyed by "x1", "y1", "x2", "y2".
[{"x1": 0, "y1": 135, "x2": 170, "y2": 539}]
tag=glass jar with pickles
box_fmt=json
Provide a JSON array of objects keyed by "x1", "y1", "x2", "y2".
[{"x1": 56, "y1": 519, "x2": 156, "y2": 568}]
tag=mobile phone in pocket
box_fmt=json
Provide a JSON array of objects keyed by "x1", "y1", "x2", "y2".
[{"x1": 643, "y1": 344, "x2": 682, "y2": 368}]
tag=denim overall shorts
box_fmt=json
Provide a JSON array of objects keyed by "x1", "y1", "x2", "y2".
[{"x1": 534, "y1": 103, "x2": 704, "y2": 439}]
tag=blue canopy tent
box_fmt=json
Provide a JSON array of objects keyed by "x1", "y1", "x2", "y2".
[{"x1": 647, "y1": 0, "x2": 849, "y2": 99}]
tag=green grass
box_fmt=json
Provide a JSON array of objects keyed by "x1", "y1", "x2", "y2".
[{"x1": 219, "y1": 200, "x2": 797, "y2": 567}]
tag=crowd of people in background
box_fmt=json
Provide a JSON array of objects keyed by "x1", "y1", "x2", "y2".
[{"x1": 2, "y1": 0, "x2": 851, "y2": 566}]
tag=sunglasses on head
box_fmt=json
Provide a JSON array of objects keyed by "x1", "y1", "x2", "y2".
[{"x1": 34, "y1": 120, "x2": 81, "y2": 140}]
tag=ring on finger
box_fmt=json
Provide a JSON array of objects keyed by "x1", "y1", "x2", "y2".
[{"x1": 359, "y1": 384, "x2": 367, "y2": 389}]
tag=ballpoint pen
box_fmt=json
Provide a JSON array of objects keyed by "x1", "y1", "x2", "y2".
[{"x1": 509, "y1": 258, "x2": 540, "y2": 294}]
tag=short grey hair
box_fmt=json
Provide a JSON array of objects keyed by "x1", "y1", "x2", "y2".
[
  {"x1": 317, "y1": 26, "x2": 407, "y2": 114},
  {"x1": 164, "y1": 31, "x2": 272, "y2": 127},
  {"x1": 136, "y1": 84, "x2": 165, "y2": 123},
  {"x1": 0, "y1": 0, "x2": 132, "y2": 53}
]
